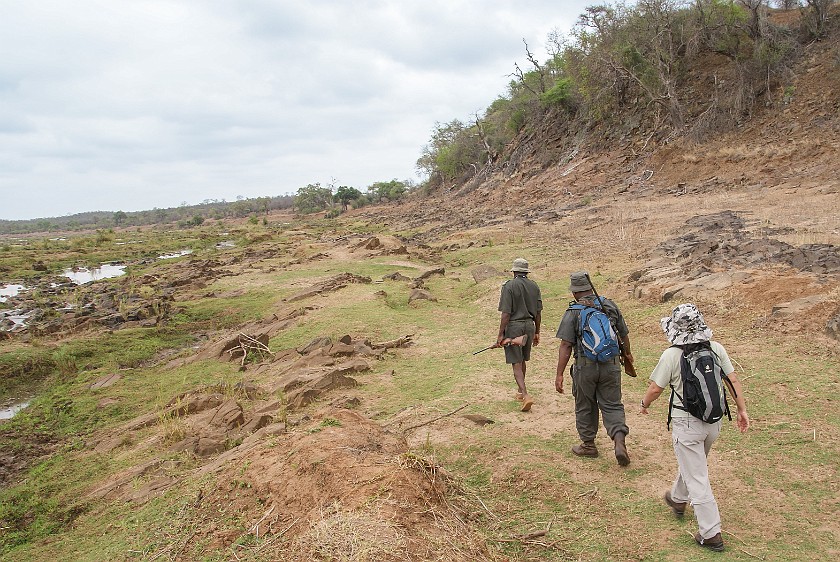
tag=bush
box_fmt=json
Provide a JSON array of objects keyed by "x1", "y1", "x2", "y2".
[{"x1": 540, "y1": 78, "x2": 576, "y2": 110}]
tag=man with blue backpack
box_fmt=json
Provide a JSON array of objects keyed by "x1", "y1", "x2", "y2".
[{"x1": 555, "y1": 271, "x2": 634, "y2": 466}]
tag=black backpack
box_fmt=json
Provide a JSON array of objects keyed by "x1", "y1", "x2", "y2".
[{"x1": 667, "y1": 342, "x2": 735, "y2": 429}]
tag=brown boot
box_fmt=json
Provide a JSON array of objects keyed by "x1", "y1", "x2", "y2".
[
  {"x1": 614, "y1": 432, "x2": 630, "y2": 466},
  {"x1": 664, "y1": 491, "x2": 687, "y2": 517},
  {"x1": 572, "y1": 441, "x2": 598, "y2": 458},
  {"x1": 694, "y1": 532, "x2": 725, "y2": 552}
]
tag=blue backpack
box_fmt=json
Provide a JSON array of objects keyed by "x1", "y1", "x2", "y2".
[{"x1": 569, "y1": 298, "x2": 621, "y2": 362}]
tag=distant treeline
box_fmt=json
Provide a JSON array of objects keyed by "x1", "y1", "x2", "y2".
[{"x1": 0, "y1": 195, "x2": 294, "y2": 235}]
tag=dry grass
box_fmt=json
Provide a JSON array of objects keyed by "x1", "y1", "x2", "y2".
[{"x1": 298, "y1": 505, "x2": 408, "y2": 562}]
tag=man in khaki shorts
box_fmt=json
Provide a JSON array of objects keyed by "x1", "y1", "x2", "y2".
[{"x1": 497, "y1": 258, "x2": 542, "y2": 411}]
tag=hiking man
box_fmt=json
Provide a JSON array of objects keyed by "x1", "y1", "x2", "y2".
[
  {"x1": 640, "y1": 303, "x2": 749, "y2": 553},
  {"x1": 555, "y1": 271, "x2": 633, "y2": 465},
  {"x1": 497, "y1": 258, "x2": 542, "y2": 412}
]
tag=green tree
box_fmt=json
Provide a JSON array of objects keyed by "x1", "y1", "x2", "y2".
[
  {"x1": 366, "y1": 180, "x2": 409, "y2": 203},
  {"x1": 294, "y1": 183, "x2": 333, "y2": 214},
  {"x1": 113, "y1": 210, "x2": 127, "y2": 226},
  {"x1": 334, "y1": 186, "x2": 362, "y2": 211},
  {"x1": 416, "y1": 120, "x2": 483, "y2": 184}
]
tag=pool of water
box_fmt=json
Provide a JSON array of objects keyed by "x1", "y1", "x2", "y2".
[
  {"x1": 158, "y1": 249, "x2": 193, "y2": 259},
  {"x1": 0, "y1": 399, "x2": 31, "y2": 420},
  {"x1": 0, "y1": 309, "x2": 32, "y2": 329},
  {"x1": 1, "y1": 284, "x2": 26, "y2": 302},
  {"x1": 63, "y1": 264, "x2": 127, "y2": 284}
]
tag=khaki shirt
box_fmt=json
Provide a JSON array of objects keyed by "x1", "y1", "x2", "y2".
[
  {"x1": 649, "y1": 341, "x2": 735, "y2": 418},
  {"x1": 498, "y1": 275, "x2": 542, "y2": 322}
]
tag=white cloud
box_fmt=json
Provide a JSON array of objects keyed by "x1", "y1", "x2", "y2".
[{"x1": 0, "y1": 0, "x2": 590, "y2": 220}]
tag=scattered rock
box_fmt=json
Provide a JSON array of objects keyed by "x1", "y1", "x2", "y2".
[
  {"x1": 383, "y1": 272, "x2": 411, "y2": 282},
  {"x1": 409, "y1": 289, "x2": 437, "y2": 304},
  {"x1": 415, "y1": 267, "x2": 445, "y2": 281},
  {"x1": 331, "y1": 396, "x2": 361, "y2": 409},
  {"x1": 286, "y1": 272, "x2": 372, "y2": 302},
  {"x1": 827, "y1": 312, "x2": 840, "y2": 340},
  {"x1": 470, "y1": 265, "x2": 505, "y2": 284},
  {"x1": 298, "y1": 336, "x2": 332, "y2": 355},
  {"x1": 772, "y1": 294, "x2": 829, "y2": 318},
  {"x1": 89, "y1": 373, "x2": 122, "y2": 390},
  {"x1": 462, "y1": 414, "x2": 495, "y2": 426}
]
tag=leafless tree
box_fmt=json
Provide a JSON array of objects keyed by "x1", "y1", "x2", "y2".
[{"x1": 801, "y1": 0, "x2": 833, "y2": 37}]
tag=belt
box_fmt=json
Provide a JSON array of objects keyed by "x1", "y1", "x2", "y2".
[{"x1": 575, "y1": 356, "x2": 619, "y2": 365}]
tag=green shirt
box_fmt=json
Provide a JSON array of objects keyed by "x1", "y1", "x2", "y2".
[{"x1": 498, "y1": 275, "x2": 542, "y2": 322}]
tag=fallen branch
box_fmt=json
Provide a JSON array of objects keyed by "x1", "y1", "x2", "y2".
[
  {"x1": 401, "y1": 403, "x2": 469, "y2": 433},
  {"x1": 248, "y1": 505, "x2": 276, "y2": 539},
  {"x1": 372, "y1": 334, "x2": 414, "y2": 350},
  {"x1": 578, "y1": 487, "x2": 599, "y2": 499},
  {"x1": 227, "y1": 332, "x2": 275, "y2": 368},
  {"x1": 255, "y1": 517, "x2": 300, "y2": 553}
]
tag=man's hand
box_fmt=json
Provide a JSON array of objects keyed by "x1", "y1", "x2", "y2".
[
  {"x1": 555, "y1": 373, "x2": 564, "y2": 394},
  {"x1": 533, "y1": 333, "x2": 540, "y2": 347},
  {"x1": 736, "y1": 409, "x2": 750, "y2": 433}
]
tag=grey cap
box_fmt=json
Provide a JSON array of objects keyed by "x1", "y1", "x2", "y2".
[
  {"x1": 511, "y1": 257, "x2": 530, "y2": 273},
  {"x1": 569, "y1": 271, "x2": 592, "y2": 292}
]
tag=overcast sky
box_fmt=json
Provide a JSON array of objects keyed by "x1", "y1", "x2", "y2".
[{"x1": 0, "y1": 1, "x2": 592, "y2": 221}]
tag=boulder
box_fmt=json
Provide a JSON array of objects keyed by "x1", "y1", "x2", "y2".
[
  {"x1": 470, "y1": 266, "x2": 505, "y2": 284},
  {"x1": 771, "y1": 294, "x2": 828, "y2": 318},
  {"x1": 297, "y1": 336, "x2": 332, "y2": 355},
  {"x1": 409, "y1": 289, "x2": 437, "y2": 304},
  {"x1": 415, "y1": 267, "x2": 445, "y2": 281},
  {"x1": 241, "y1": 413, "x2": 274, "y2": 433}
]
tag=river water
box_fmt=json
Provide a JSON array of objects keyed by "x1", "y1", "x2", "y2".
[{"x1": 62, "y1": 264, "x2": 127, "y2": 284}]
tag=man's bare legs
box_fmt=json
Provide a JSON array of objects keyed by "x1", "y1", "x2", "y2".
[{"x1": 513, "y1": 361, "x2": 533, "y2": 411}]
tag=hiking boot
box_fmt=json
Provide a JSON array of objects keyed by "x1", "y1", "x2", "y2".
[
  {"x1": 613, "y1": 432, "x2": 630, "y2": 466},
  {"x1": 520, "y1": 394, "x2": 534, "y2": 412},
  {"x1": 572, "y1": 441, "x2": 598, "y2": 458},
  {"x1": 664, "y1": 491, "x2": 687, "y2": 517},
  {"x1": 694, "y1": 532, "x2": 725, "y2": 552}
]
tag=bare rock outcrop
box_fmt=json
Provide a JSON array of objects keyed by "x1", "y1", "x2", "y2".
[{"x1": 286, "y1": 272, "x2": 372, "y2": 302}]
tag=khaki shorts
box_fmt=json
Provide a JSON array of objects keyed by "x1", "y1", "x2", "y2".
[{"x1": 504, "y1": 320, "x2": 536, "y2": 364}]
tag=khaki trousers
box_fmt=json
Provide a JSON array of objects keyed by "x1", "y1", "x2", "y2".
[{"x1": 670, "y1": 417, "x2": 722, "y2": 539}]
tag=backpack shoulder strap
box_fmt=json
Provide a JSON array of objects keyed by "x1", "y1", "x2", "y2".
[{"x1": 667, "y1": 385, "x2": 675, "y2": 430}]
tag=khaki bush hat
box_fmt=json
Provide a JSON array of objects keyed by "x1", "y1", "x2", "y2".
[
  {"x1": 511, "y1": 258, "x2": 530, "y2": 273},
  {"x1": 569, "y1": 271, "x2": 592, "y2": 292}
]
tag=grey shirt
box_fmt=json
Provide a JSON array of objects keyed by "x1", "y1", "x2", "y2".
[{"x1": 498, "y1": 275, "x2": 543, "y2": 322}]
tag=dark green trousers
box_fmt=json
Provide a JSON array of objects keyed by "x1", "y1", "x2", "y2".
[{"x1": 571, "y1": 356, "x2": 629, "y2": 441}]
